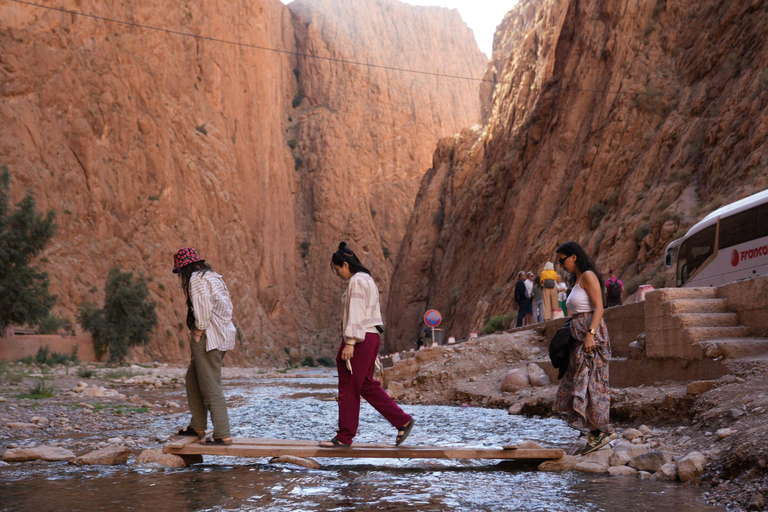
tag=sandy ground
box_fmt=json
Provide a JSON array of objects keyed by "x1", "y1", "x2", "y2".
[{"x1": 381, "y1": 331, "x2": 768, "y2": 511}]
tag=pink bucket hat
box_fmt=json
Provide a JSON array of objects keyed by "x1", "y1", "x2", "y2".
[{"x1": 172, "y1": 247, "x2": 205, "y2": 273}]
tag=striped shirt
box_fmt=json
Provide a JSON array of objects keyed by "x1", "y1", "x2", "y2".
[
  {"x1": 342, "y1": 272, "x2": 383, "y2": 342},
  {"x1": 189, "y1": 270, "x2": 237, "y2": 352}
]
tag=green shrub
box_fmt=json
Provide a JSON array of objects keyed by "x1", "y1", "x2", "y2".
[
  {"x1": 317, "y1": 356, "x2": 335, "y2": 368},
  {"x1": 77, "y1": 267, "x2": 157, "y2": 363},
  {"x1": 78, "y1": 367, "x2": 95, "y2": 379},
  {"x1": 634, "y1": 223, "x2": 652, "y2": 243},
  {"x1": 103, "y1": 368, "x2": 142, "y2": 380},
  {"x1": 26, "y1": 378, "x2": 55, "y2": 399},
  {"x1": 292, "y1": 95, "x2": 303, "y2": 108},
  {"x1": 483, "y1": 315, "x2": 505, "y2": 335},
  {"x1": 38, "y1": 313, "x2": 68, "y2": 334},
  {"x1": 382, "y1": 247, "x2": 391, "y2": 259},
  {"x1": 588, "y1": 203, "x2": 609, "y2": 229},
  {"x1": 287, "y1": 138, "x2": 298, "y2": 149},
  {"x1": 301, "y1": 356, "x2": 316, "y2": 367}
]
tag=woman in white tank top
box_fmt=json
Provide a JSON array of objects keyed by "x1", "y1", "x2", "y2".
[{"x1": 552, "y1": 241, "x2": 616, "y2": 455}]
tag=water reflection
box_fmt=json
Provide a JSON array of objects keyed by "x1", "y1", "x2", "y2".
[{"x1": 1, "y1": 374, "x2": 724, "y2": 511}]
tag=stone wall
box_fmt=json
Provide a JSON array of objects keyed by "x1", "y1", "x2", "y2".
[
  {"x1": 717, "y1": 275, "x2": 768, "y2": 337},
  {"x1": 0, "y1": 336, "x2": 97, "y2": 362}
]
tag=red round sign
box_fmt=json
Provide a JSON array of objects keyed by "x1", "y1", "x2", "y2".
[
  {"x1": 424, "y1": 309, "x2": 442, "y2": 327},
  {"x1": 731, "y1": 249, "x2": 740, "y2": 267}
]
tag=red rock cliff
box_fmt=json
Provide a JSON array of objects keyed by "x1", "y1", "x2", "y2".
[
  {"x1": 0, "y1": 0, "x2": 486, "y2": 363},
  {"x1": 387, "y1": 0, "x2": 768, "y2": 351}
]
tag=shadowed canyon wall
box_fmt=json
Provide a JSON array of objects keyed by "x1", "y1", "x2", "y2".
[
  {"x1": 0, "y1": 0, "x2": 486, "y2": 363},
  {"x1": 387, "y1": 0, "x2": 768, "y2": 351}
]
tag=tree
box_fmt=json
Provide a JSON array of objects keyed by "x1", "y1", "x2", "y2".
[
  {"x1": 77, "y1": 267, "x2": 158, "y2": 362},
  {"x1": 0, "y1": 165, "x2": 57, "y2": 330}
]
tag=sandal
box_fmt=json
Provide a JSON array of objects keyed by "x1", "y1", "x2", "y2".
[
  {"x1": 177, "y1": 426, "x2": 204, "y2": 438},
  {"x1": 200, "y1": 436, "x2": 233, "y2": 445},
  {"x1": 395, "y1": 418, "x2": 415, "y2": 446},
  {"x1": 318, "y1": 437, "x2": 352, "y2": 448}
]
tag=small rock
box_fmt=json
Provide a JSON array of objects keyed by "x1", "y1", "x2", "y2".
[
  {"x1": 388, "y1": 382, "x2": 405, "y2": 393},
  {"x1": 622, "y1": 428, "x2": 642, "y2": 441},
  {"x1": 155, "y1": 435, "x2": 170, "y2": 443},
  {"x1": 167, "y1": 402, "x2": 181, "y2": 409},
  {"x1": 678, "y1": 452, "x2": 707, "y2": 483},
  {"x1": 501, "y1": 368, "x2": 530, "y2": 392},
  {"x1": 7, "y1": 443, "x2": 18, "y2": 449},
  {"x1": 269, "y1": 455, "x2": 321, "y2": 469},
  {"x1": 70, "y1": 446, "x2": 130, "y2": 466},
  {"x1": 638, "y1": 425, "x2": 653, "y2": 436},
  {"x1": 538, "y1": 455, "x2": 578, "y2": 472},
  {"x1": 107, "y1": 437, "x2": 123, "y2": 444},
  {"x1": 716, "y1": 428, "x2": 736, "y2": 440},
  {"x1": 135, "y1": 449, "x2": 187, "y2": 468},
  {"x1": 609, "y1": 451, "x2": 632, "y2": 467},
  {"x1": 518, "y1": 440, "x2": 543, "y2": 449},
  {"x1": 468, "y1": 376, "x2": 476, "y2": 382},
  {"x1": 581, "y1": 448, "x2": 613, "y2": 468},
  {"x1": 727, "y1": 408, "x2": 744, "y2": 419},
  {"x1": 637, "y1": 471, "x2": 652, "y2": 480},
  {"x1": 30, "y1": 416, "x2": 49, "y2": 425},
  {"x1": 655, "y1": 462, "x2": 678, "y2": 481},
  {"x1": 0, "y1": 461, "x2": 8, "y2": 466},
  {"x1": 748, "y1": 493, "x2": 765, "y2": 511},
  {"x1": 608, "y1": 465, "x2": 638, "y2": 477},
  {"x1": 6, "y1": 423, "x2": 39, "y2": 430},
  {"x1": 628, "y1": 451, "x2": 666, "y2": 472},
  {"x1": 3, "y1": 446, "x2": 75, "y2": 462},
  {"x1": 574, "y1": 461, "x2": 609, "y2": 474},
  {"x1": 507, "y1": 403, "x2": 524, "y2": 415}
]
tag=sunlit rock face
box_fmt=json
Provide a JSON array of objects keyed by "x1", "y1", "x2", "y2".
[
  {"x1": 0, "y1": 0, "x2": 485, "y2": 363},
  {"x1": 386, "y1": 0, "x2": 768, "y2": 352}
]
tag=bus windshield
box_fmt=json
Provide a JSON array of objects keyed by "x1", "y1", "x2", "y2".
[{"x1": 677, "y1": 224, "x2": 716, "y2": 286}]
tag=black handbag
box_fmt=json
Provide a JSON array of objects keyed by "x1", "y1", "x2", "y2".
[{"x1": 549, "y1": 319, "x2": 576, "y2": 380}]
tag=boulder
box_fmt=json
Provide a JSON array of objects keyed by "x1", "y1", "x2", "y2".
[
  {"x1": 70, "y1": 446, "x2": 130, "y2": 465},
  {"x1": 527, "y1": 364, "x2": 551, "y2": 387},
  {"x1": 538, "y1": 455, "x2": 578, "y2": 472},
  {"x1": 581, "y1": 448, "x2": 613, "y2": 468},
  {"x1": 638, "y1": 425, "x2": 653, "y2": 436},
  {"x1": 686, "y1": 380, "x2": 717, "y2": 395},
  {"x1": 3, "y1": 446, "x2": 75, "y2": 462},
  {"x1": 637, "y1": 471, "x2": 652, "y2": 480},
  {"x1": 574, "y1": 461, "x2": 609, "y2": 474},
  {"x1": 269, "y1": 455, "x2": 321, "y2": 469},
  {"x1": 622, "y1": 428, "x2": 642, "y2": 441},
  {"x1": 608, "y1": 465, "x2": 638, "y2": 477},
  {"x1": 655, "y1": 462, "x2": 678, "y2": 481},
  {"x1": 107, "y1": 437, "x2": 124, "y2": 444},
  {"x1": 628, "y1": 451, "x2": 666, "y2": 472},
  {"x1": 501, "y1": 368, "x2": 529, "y2": 392},
  {"x1": 609, "y1": 451, "x2": 631, "y2": 467},
  {"x1": 677, "y1": 451, "x2": 707, "y2": 483},
  {"x1": 507, "y1": 403, "x2": 524, "y2": 415},
  {"x1": 81, "y1": 386, "x2": 105, "y2": 398},
  {"x1": 135, "y1": 449, "x2": 187, "y2": 468},
  {"x1": 388, "y1": 381, "x2": 405, "y2": 393}
]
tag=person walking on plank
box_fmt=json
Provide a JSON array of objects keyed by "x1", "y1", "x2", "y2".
[
  {"x1": 173, "y1": 247, "x2": 235, "y2": 445},
  {"x1": 552, "y1": 241, "x2": 616, "y2": 454},
  {"x1": 320, "y1": 242, "x2": 414, "y2": 447}
]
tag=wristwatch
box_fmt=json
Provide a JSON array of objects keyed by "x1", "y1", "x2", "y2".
[{"x1": 588, "y1": 328, "x2": 597, "y2": 336}]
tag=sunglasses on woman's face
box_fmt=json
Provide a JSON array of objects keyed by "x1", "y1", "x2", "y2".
[{"x1": 558, "y1": 256, "x2": 568, "y2": 266}]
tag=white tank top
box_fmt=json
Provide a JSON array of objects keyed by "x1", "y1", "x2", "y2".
[{"x1": 566, "y1": 278, "x2": 594, "y2": 314}]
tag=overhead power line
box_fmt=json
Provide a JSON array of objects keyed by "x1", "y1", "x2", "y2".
[{"x1": 8, "y1": 0, "x2": 727, "y2": 101}]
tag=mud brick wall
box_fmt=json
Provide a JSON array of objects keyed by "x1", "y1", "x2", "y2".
[{"x1": 717, "y1": 275, "x2": 768, "y2": 337}]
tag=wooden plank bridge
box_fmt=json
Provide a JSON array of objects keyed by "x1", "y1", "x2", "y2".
[{"x1": 163, "y1": 436, "x2": 564, "y2": 461}]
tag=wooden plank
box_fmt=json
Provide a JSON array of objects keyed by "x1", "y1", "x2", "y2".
[
  {"x1": 166, "y1": 431, "x2": 212, "y2": 449},
  {"x1": 162, "y1": 437, "x2": 563, "y2": 460}
]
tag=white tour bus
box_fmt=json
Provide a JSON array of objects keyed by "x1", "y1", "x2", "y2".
[{"x1": 664, "y1": 188, "x2": 768, "y2": 287}]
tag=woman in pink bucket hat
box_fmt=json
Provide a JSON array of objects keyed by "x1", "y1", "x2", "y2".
[{"x1": 172, "y1": 247, "x2": 236, "y2": 445}]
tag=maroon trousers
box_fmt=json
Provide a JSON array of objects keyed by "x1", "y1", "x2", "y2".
[{"x1": 335, "y1": 332, "x2": 412, "y2": 444}]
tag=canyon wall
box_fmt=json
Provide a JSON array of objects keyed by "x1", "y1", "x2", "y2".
[
  {"x1": 0, "y1": 0, "x2": 486, "y2": 363},
  {"x1": 387, "y1": 0, "x2": 768, "y2": 351}
]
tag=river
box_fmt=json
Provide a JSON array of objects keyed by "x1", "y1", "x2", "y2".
[{"x1": 1, "y1": 371, "x2": 724, "y2": 511}]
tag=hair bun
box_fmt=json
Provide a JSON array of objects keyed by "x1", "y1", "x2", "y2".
[{"x1": 338, "y1": 242, "x2": 347, "y2": 251}]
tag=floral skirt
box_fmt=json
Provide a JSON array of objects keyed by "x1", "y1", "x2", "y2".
[{"x1": 552, "y1": 314, "x2": 614, "y2": 433}]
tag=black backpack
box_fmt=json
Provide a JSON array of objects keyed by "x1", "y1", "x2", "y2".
[{"x1": 608, "y1": 279, "x2": 622, "y2": 298}]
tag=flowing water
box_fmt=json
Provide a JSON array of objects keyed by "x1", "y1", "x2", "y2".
[{"x1": 2, "y1": 372, "x2": 724, "y2": 511}]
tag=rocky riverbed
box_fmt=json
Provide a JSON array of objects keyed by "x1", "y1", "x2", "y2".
[{"x1": 381, "y1": 331, "x2": 768, "y2": 511}]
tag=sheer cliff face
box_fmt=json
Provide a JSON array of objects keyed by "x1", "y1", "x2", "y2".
[
  {"x1": 387, "y1": 0, "x2": 768, "y2": 351},
  {"x1": 288, "y1": 0, "x2": 486, "y2": 343},
  {"x1": 0, "y1": 0, "x2": 485, "y2": 363}
]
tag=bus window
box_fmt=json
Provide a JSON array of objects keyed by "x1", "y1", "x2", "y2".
[
  {"x1": 758, "y1": 203, "x2": 768, "y2": 238},
  {"x1": 677, "y1": 224, "x2": 716, "y2": 286},
  {"x1": 719, "y1": 207, "x2": 757, "y2": 249}
]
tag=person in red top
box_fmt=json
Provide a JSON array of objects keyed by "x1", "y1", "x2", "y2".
[{"x1": 605, "y1": 269, "x2": 624, "y2": 308}]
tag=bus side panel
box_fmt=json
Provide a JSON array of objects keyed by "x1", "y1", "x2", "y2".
[{"x1": 687, "y1": 236, "x2": 768, "y2": 287}]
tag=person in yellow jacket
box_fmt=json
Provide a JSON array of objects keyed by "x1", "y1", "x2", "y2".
[{"x1": 540, "y1": 262, "x2": 560, "y2": 321}]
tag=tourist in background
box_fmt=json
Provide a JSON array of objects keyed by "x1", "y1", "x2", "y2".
[
  {"x1": 540, "y1": 262, "x2": 559, "y2": 321},
  {"x1": 524, "y1": 271, "x2": 535, "y2": 326},
  {"x1": 531, "y1": 276, "x2": 544, "y2": 324},
  {"x1": 557, "y1": 279, "x2": 568, "y2": 317},
  {"x1": 553, "y1": 241, "x2": 616, "y2": 454},
  {"x1": 320, "y1": 242, "x2": 414, "y2": 447},
  {"x1": 605, "y1": 269, "x2": 624, "y2": 308},
  {"x1": 514, "y1": 271, "x2": 527, "y2": 327},
  {"x1": 173, "y1": 247, "x2": 236, "y2": 446}
]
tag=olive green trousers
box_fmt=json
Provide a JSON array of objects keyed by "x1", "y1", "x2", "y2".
[{"x1": 186, "y1": 333, "x2": 231, "y2": 439}]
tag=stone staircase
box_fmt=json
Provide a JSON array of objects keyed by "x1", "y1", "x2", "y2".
[{"x1": 646, "y1": 286, "x2": 768, "y2": 361}]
